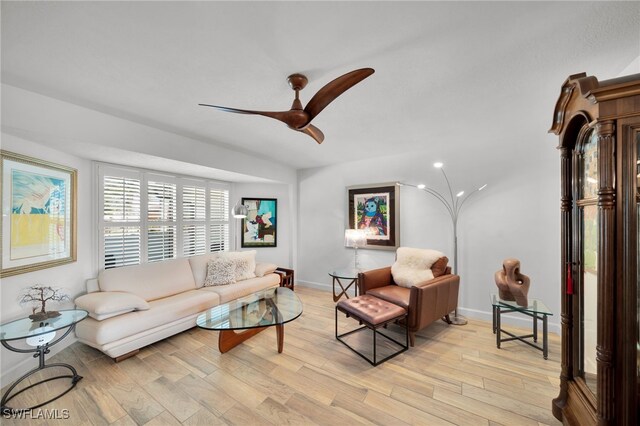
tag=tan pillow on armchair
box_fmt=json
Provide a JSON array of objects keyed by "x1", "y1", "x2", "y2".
[{"x1": 431, "y1": 256, "x2": 449, "y2": 278}]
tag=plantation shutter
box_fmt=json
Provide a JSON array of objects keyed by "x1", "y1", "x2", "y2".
[
  {"x1": 147, "y1": 181, "x2": 177, "y2": 262},
  {"x1": 182, "y1": 184, "x2": 206, "y2": 256},
  {"x1": 102, "y1": 175, "x2": 141, "y2": 268},
  {"x1": 209, "y1": 188, "x2": 229, "y2": 252}
]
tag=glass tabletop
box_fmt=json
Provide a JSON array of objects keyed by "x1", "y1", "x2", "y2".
[
  {"x1": 329, "y1": 267, "x2": 362, "y2": 279},
  {"x1": 196, "y1": 287, "x2": 302, "y2": 331},
  {"x1": 491, "y1": 294, "x2": 553, "y2": 316},
  {"x1": 0, "y1": 309, "x2": 88, "y2": 341}
]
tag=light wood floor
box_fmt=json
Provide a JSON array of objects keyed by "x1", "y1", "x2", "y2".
[{"x1": 3, "y1": 286, "x2": 562, "y2": 425}]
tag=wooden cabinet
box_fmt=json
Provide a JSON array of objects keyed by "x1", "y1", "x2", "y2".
[{"x1": 549, "y1": 73, "x2": 640, "y2": 425}]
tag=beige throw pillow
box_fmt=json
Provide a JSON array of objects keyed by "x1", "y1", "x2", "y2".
[
  {"x1": 220, "y1": 251, "x2": 257, "y2": 281},
  {"x1": 204, "y1": 258, "x2": 236, "y2": 286}
]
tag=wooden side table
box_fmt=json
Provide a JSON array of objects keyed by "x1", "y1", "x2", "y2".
[{"x1": 275, "y1": 267, "x2": 294, "y2": 290}]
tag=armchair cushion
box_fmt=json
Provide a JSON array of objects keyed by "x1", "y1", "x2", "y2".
[
  {"x1": 366, "y1": 285, "x2": 410, "y2": 309},
  {"x1": 75, "y1": 291, "x2": 150, "y2": 321},
  {"x1": 431, "y1": 256, "x2": 449, "y2": 278},
  {"x1": 391, "y1": 247, "x2": 445, "y2": 288}
]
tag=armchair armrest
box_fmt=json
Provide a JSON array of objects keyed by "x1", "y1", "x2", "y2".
[
  {"x1": 359, "y1": 266, "x2": 394, "y2": 294},
  {"x1": 408, "y1": 274, "x2": 460, "y2": 330}
]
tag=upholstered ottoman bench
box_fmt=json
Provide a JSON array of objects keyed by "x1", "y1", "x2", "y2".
[{"x1": 335, "y1": 294, "x2": 408, "y2": 366}]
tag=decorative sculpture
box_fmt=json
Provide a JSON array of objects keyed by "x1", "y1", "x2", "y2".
[
  {"x1": 494, "y1": 258, "x2": 531, "y2": 307},
  {"x1": 19, "y1": 285, "x2": 70, "y2": 321}
]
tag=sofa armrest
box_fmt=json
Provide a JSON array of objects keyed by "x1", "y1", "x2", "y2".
[
  {"x1": 359, "y1": 266, "x2": 394, "y2": 294},
  {"x1": 408, "y1": 274, "x2": 460, "y2": 330},
  {"x1": 75, "y1": 291, "x2": 150, "y2": 321}
]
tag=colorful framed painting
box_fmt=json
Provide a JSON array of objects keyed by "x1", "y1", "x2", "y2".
[
  {"x1": 1, "y1": 151, "x2": 77, "y2": 277},
  {"x1": 347, "y1": 183, "x2": 399, "y2": 250},
  {"x1": 241, "y1": 198, "x2": 277, "y2": 248}
]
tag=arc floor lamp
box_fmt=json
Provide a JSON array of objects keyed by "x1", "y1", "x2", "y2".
[{"x1": 398, "y1": 162, "x2": 487, "y2": 325}]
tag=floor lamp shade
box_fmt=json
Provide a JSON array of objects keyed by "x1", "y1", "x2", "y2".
[{"x1": 232, "y1": 200, "x2": 248, "y2": 218}]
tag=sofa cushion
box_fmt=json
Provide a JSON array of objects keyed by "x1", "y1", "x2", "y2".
[
  {"x1": 255, "y1": 262, "x2": 278, "y2": 277},
  {"x1": 391, "y1": 247, "x2": 445, "y2": 288},
  {"x1": 188, "y1": 253, "x2": 221, "y2": 288},
  {"x1": 98, "y1": 258, "x2": 196, "y2": 301},
  {"x1": 366, "y1": 285, "x2": 411, "y2": 310},
  {"x1": 199, "y1": 274, "x2": 279, "y2": 304},
  {"x1": 204, "y1": 258, "x2": 236, "y2": 286},
  {"x1": 75, "y1": 290, "x2": 220, "y2": 345},
  {"x1": 75, "y1": 291, "x2": 150, "y2": 321},
  {"x1": 219, "y1": 251, "x2": 256, "y2": 281}
]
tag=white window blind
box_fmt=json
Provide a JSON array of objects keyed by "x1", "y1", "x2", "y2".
[
  {"x1": 183, "y1": 185, "x2": 206, "y2": 221},
  {"x1": 148, "y1": 181, "x2": 176, "y2": 222},
  {"x1": 104, "y1": 226, "x2": 141, "y2": 268},
  {"x1": 98, "y1": 164, "x2": 230, "y2": 269},
  {"x1": 209, "y1": 188, "x2": 229, "y2": 252},
  {"x1": 183, "y1": 225, "x2": 206, "y2": 256},
  {"x1": 103, "y1": 176, "x2": 140, "y2": 222}
]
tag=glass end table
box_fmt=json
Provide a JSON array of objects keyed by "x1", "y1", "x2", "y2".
[
  {"x1": 1, "y1": 309, "x2": 88, "y2": 414},
  {"x1": 491, "y1": 294, "x2": 553, "y2": 359},
  {"x1": 329, "y1": 268, "x2": 362, "y2": 302}
]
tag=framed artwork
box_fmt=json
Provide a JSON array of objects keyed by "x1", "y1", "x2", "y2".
[
  {"x1": 1, "y1": 150, "x2": 77, "y2": 277},
  {"x1": 347, "y1": 182, "x2": 399, "y2": 250},
  {"x1": 241, "y1": 198, "x2": 277, "y2": 248}
]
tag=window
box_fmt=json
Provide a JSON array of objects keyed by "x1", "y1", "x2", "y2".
[{"x1": 98, "y1": 164, "x2": 230, "y2": 269}]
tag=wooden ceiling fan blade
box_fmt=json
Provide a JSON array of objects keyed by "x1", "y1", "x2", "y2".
[
  {"x1": 303, "y1": 68, "x2": 374, "y2": 122},
  {"x1": 199, "y1": 104, "x2": 293, "y2": 124},
  {"x1": 298, "y1": 124, "x2": 325, "y2": 144}
]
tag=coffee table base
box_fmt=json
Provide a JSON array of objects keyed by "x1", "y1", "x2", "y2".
[{"x1": 218, "y1": 324, "x2": 284, "y2": 353}]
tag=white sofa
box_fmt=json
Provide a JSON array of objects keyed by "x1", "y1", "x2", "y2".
[{"x1": 74, "y1": 251, "x2": 281, "y2": 359}]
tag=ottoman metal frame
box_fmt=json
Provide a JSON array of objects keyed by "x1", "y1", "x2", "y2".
[{"x1": 335, "y1": 302, "x2": 409, "y2": 366}]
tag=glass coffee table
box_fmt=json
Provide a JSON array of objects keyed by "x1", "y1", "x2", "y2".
[{"x1": 196, "y1": 287, "x2": 302, "y2": 354}]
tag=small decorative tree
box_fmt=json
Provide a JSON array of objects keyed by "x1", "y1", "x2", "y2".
[{"x1": 19, "y1": 285, "x2": 70, "y2": 321}]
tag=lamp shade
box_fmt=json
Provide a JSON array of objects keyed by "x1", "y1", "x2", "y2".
[
  {"x1": 231, "y1": 200, "x2": 248, "y2": 218},
  {"x1": 344, "y1": 229, "x2": 367, "y2": 248}
]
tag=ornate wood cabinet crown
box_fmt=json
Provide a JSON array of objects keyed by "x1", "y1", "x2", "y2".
[{"x1": 549, "y1": 73, "x2": 640, "y2": 425}]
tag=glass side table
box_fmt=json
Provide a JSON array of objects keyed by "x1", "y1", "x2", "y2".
[
  {"x1": 329, "y1": 268, "x2": 362, "y2": 302},
  {"x1": 1, "y1": 309, "x2": 88, "y2": 415},
  {"x1": 491, "y1": 294, "x2": 553, "y2": 359}
]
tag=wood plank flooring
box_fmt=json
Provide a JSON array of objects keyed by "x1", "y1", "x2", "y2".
[{"x1": 2, "y1": 286, "x2": 561, "y2": 425}]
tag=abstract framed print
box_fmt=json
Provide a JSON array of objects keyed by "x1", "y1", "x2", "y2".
[
  {"x1": 240, "y1": 198, "x2": 277, "y2": 248},
  {"x1": 347, "y1": 183, "x2": 399, "y2": 250},
  {"x1": 1, "y1": 151, "x2": 77, "y2": 277}
]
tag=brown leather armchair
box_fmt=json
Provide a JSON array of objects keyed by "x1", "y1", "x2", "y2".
[{"x1": 359, "y1": 264, "x2": 460, "y2": 346}]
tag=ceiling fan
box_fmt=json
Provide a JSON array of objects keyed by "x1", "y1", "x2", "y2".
[{"x1": 199, "y1": 68, "x2": 374, "y2": 144}]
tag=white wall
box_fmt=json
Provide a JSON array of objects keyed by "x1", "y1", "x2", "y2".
[
  {"x1": 297, "y1": 147, "x2": 561, "y2": 333},
  {"x1": 0, "y1": 134, "x2": 94, "y2": 385},
  {"x1": 231, "y1": 182, "x2": 296, "y2": 268}
]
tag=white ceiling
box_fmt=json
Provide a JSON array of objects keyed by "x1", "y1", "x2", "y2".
[{"x1": 2, "y1": 1, "x2": 639, "y2": 173}]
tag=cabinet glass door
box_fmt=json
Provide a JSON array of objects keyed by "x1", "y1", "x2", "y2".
[{"x1": 576, "y1": 129, "x2": 599, "y2": 396}]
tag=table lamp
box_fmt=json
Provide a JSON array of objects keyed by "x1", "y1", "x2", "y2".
[{"x1": 344, "y1": 229, "x2": 367, "y2": 269}]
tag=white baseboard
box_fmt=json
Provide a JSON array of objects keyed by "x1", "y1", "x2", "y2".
[
  {"x1": 1, "y1": 336, "x2": 78, "y2": 387},
  {"x1": 296, "y1": 280, "x2": 357, "y2": 297}
]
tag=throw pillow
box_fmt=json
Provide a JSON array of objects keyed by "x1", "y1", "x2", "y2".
[
  {"x1": 431, "y1": 256, "x2": 449, "y2": 278},
  {"x1": 233, "y1": 258, "x2": 251, "y2": 282},
  {"x1": 391, "y1": 247, "x2": 445, "y2": 288},
  {"x1": 75, "y1": 291, "x2": 150, "y2": 321},
  {"x1": 219, "y1": 250, "x2": 257, "y2": 280},
  {"x1": 204, "y1": 258, "x2": 236, "y2": 286}
]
